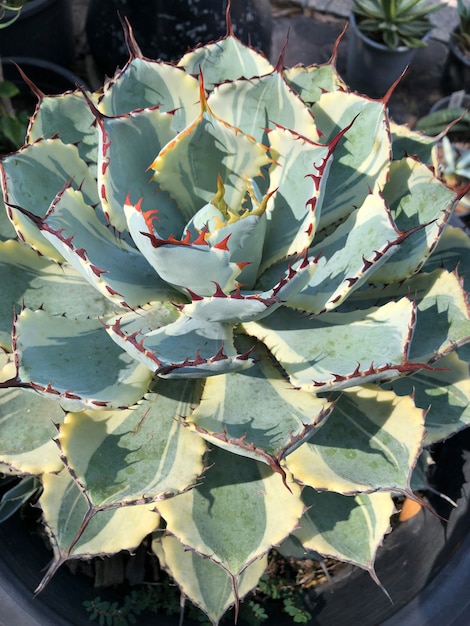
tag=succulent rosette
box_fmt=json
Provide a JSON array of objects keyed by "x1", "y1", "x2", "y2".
[{"x1": 1, "y1": 13, "x2": 470, "y2": 625}]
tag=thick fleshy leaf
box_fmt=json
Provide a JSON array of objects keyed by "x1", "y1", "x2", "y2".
[
  {"x1": 178, "y1": 35, "x2": 274, "y2": 90},
  {"x1": 311, "y1": 91, "x2": 390, "y2": 229},
  {"x1": 283, "y1": 386, "x2": 425, "y2": 494},
  {"x1": 99, "y1": 107, "x2": 181, "y2": 234},
  {"x1": 284, "y1": 193, "x2": 405, "y2": 313},
  {"x1": 0, "y1": 193, "x2": 16, "y2": 241},
  {"x1": 338, "y1": 267, "x2": 470, "y2": 368},
  {"x1": 129, "y1": 236, "x2": 244, "y2": 298},
  {"x1": 106, "y1": 312, "x2": 254, "y2": 378},
  {"x1": 0, "y1": 239, "x2": 117, "y2": 348},
  {"x1": 390, "y1": 122, "x2": 437, "y2": 164},
  {"x1": 37, "y1": 470, "x2": 160, "y2": 592},
  {"x1": 276, "y1": 533, "x2": 321, "y2": 561},
  {"x1": 36, "y1": 186, "x2": 177, "y2": 308},
  {"x1": 57, "y1": 378, "x2": 206, "y2": 508},
  {"x1": 186, "y1": 337, "x2": 334, "y2": 464},
  {"x1": 181, "y1": 252, "x2": 317, "y2": 324},
  {"x1": 0, "y1": 352, "x2": 64, "y2": 473},
  {"x1": 99, "y1": 58, "x2": 200, "y2": 132},
  {"x1": 150, "y1": 102, "x2": 270, "y2": 221},
  {"x1": 13, "y1": 308, "x2": 153, "y2": 411},
  {"x1": 424, "y1": 224, "x2": 470, "y2": 292},
  {"x1": 260, "y1": 126, "x2": 333, "y2": 272},
  {"x1": 181, "y1": 289, "x2": 280, "y2": 324},
  {"x1": 124, "y1": 188, "x2": 267, "y2": 295},
  {"x1": 0, "y1": 391, "x2": 63, "y2": 474},
  {"x1": 244, "y1": 298, "x2": 417, "y2": 392},
  {"x1": 384, "y1": 352, "x2": 470, "y2": 446},
  {"x1": 283, "y1": 63, "x2": 345, "y2": 104},
  {"x1": 174, "y1": 180, "x2": 270, "y2": 290},
  {"x1": 28, "y1": 91, "x2": 99, "y2": 164},
  {"x1": 103, "y1": 301, "x2": 180, "y2": 338},
  {"x1": 0, "y1": 475, "x2": 42, "y2": 523},
  {"x1": 292, "y1": 489, "x2": 394, "y2": 572},
  {"x1": 367, "y1": 158, "x2": 456, "y2": 283},
  {"x1": 0, "y1": 138, "x2": 99, "y2": 259},
  {"x1": 123, "y1": 196, "x2": 201, "y2": 296},
  {"x1": 0, "y1": 350, "x2": 15, "y2": 381},
  {"x1": 156, "y1": 446, "x2": 303, "y2": 576},
  {"x1": 342, "y1": 261, "x2": 469, "y2": 320},
  {"x1": 153, "y1": 535, "x2": 267, "y2": 626},
  {"x1": 405, "y1": 269, "x2": 470, "y2": 362},
  {"x1": 208, "y1": 70, "x2": 320, "y2": 144}
]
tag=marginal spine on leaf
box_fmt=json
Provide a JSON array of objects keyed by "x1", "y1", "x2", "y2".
[
  {"x1": 120, "y1": 15, "x2": 144, "y2": 60},
  {"x1": 312, "y1": 360, "x2": 446, "y2": 388},
  {"x1": 187, "y1": 422, "x2": 292, "y2": 491}
]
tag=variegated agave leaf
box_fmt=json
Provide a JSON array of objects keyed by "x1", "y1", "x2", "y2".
[{"x1": 0, "y1": 6, "x2": 469, "y2": 624}]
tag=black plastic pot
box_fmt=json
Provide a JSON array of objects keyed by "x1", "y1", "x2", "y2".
[
  {"x1": 0, "y1": 0, "x2": 75, "y2": 69},
  {"x1": 346, "y1": 12, "x2": 424, "y2": 98},
  {"x1": 442, "y1": 29, "x2": 470, "y2": 95},
  {"x1": 85, "y1": 0, "x2": 273, "y2": 77},
  {"x1": 1, "y1": 428, "x2": 470, "y2": 625}
]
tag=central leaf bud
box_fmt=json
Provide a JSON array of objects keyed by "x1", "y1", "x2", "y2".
[{"x1": 182, "y1": 175, "x2": 268, "y2": 291}]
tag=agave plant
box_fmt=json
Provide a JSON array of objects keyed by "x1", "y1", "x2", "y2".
[
  {"x1": 453, "y1": 0, "x2": 470, "y2": 55},
  {"x1": 1, "y1": 5, "x2": 470, "y2": 624},
  {"x1": 352, "y1": 0, "x2": 444, "y2": 48}
]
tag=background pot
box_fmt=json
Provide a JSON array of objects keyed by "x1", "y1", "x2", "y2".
[
  {"x1": 86, "y1": 0, "x2": 273, "y2": 77},
  {"x1": 346, "y1": 12, "x2": 422, "y2": 98},
  {"x1": 442, "y1": 29, "x2": 470, "y2": 95},
  {"x1": 0, "y1": 0, "x2": 75, "y2": 69},
  {"x1": 1, "y1": 428, "x2": 470, "y2": 625}
]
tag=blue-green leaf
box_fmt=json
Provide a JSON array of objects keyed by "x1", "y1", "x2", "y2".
[{"x1": 14, "y1": 308, "x2": 153, "y2": 410}]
